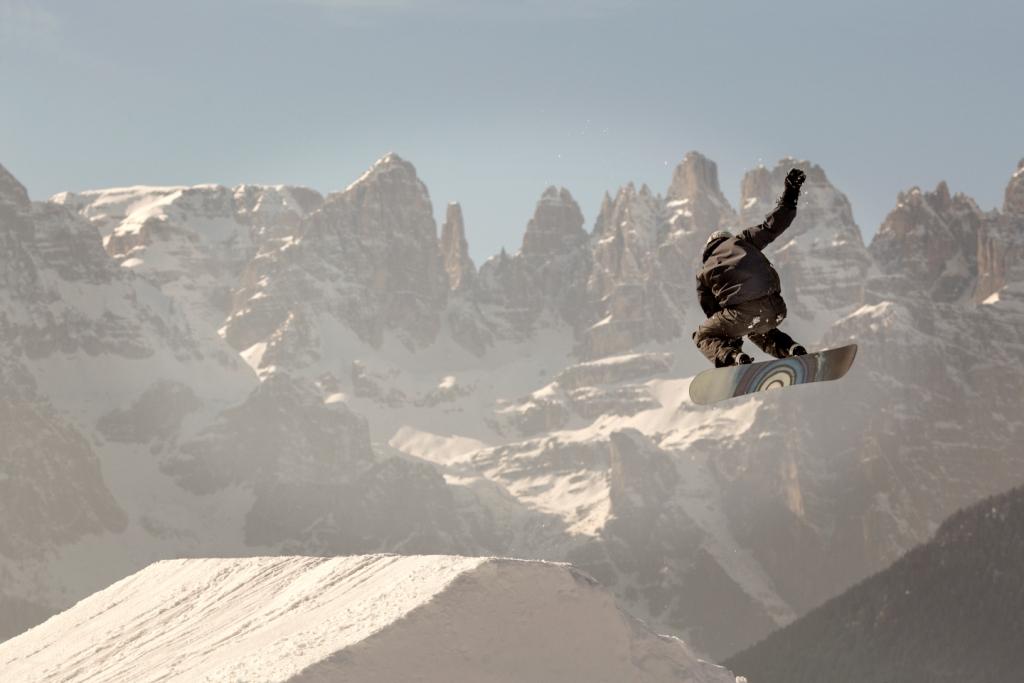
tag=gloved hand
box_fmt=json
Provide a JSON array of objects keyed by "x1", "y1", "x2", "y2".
[{"x1": 785, "y1": 168, "x2": 806, "y2": 190}]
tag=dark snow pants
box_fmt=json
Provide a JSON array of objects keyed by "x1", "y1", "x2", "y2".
[{"x1": 692, "y1": 293, "x2": 798, "y2": 367}]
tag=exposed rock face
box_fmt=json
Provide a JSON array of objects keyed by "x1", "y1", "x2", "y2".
[
  {"x1": 476, "y1": 186, "x2": 592, "y2": 336},
  {"x1": 658, "y1": 152, "x2": 738, "y2": 325},
  {"x1": 566, "y1": 430, "x2": 788, "y2": 658},
  {"x1": 869, "y1": 181, "x2": 984, "y2": 302},
  {"x1": 9, "y1": 151, "x2": 1024, "y2": 668},
  {"x1": 167, "y1": 373, "x2": 373, "y2": 495},
  {"x1": 582, "y1": 156, "x2": 872, "y2": 358},
  {"x1": 521, "y1": 186, "x2": 588, "y2": 256},
  {"x1": 445, "y1": 157, "x2": 1024, "y2": 659},
  {"x1": 0, "y1": 163, "x2": 30, "y2": 210},
  {"x1": 0, "y1": 399, "x2": 127, "y2": 559},
  {"x1": 1004, "y1": 158, "x2": 1024, "y2": 215},
  {"x1": 0, "y1": 173, "x2": 253, "y2": 390},
  {"x1": 233, "y1": 184, "x2": 324, "y2": 240},
  {"x1": 867, "y1": 161, "x2": 1024, "y2": 309},
  {"x1": 438, "y1": 202, "x2": 494, "y2": 352},
  {"x1": 0, "y1": 166, "x2": 255, "y2": 639},
  {"x1": 54, "y1": 183, "x2": 323, "y2": 336},
  {"x1": 439, "y1": 202, "x2": 476, "y2": 291},
  {"x1": 0, "y1": 161, "x2": 481, "y2": 644},
  {"x1": 976, "y1": 162, "x2": 1024, "y2": 305},
  {"x1": 584, "y1": 183, "x2": 683, "y2": 358},
  {"x1": 304, "y1": 153, "x2": 449, "y2": 346},
  {"x1": 223, "y1": 154, "x2": 450, "y2": 364},
  {"x1": 666, "y1": 151, "x2": 736, "y2": 235},
  {"x1": 165, "y1": 373, "x2": 473, "y2": 554},
  {"x1": 580, "y1": 153, "x2": 733, "y2": 360},
  {"x1": 698, "y1": 163, "x2": 1024, "y2": 640},
  {"x1": 96, "y1": 381, "x2": 201, "y2": 444},
  {"x1": 738, "y1": 160, "x2": 871, "y2": 328},
  {"x1": 977, "y1": 214, "x2": 1024, "y2": 306}
]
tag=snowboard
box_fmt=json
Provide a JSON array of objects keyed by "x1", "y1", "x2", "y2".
[{"x1": 688, "y1": 344, "x2": 858, "y2": 405}]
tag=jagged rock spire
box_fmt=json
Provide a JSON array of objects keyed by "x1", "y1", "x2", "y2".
[
  {"x1": 976, "y1": 159, "x2": 1024, "y2": 303},
  {"x1": 474, "y1": 185, "x2": 592, "y2": 336},
  {"x1": 737, "y1": 158, "x2": 870, "y2": 315},
  {"x1": 0, "y1": 163, "x2": 31, "y2": 210},
  {"x1": 1005, "y1": 158, "x2": 1024, "y2": 215},
  {"x1": 871, "y1": 180, "x2": 983, "y2": 302},
  {"x1": 738, "y1": 158, "x2": 851, "y2": 232},
  {"x1": 439, "y1": 202, "x2": 476, "y2": 291},
  {"x1": 667, "y1": 151, "x2": 725, "y2": 202},
  {"x1": 224, "y1": 152, "x2": 449, "y2": 352},
  {"x1": 665, "y1": 152, "x2": 736, "y2": 234},
  {"x1": 520, "y1": 186, "x2": 587, "y2": 257}
]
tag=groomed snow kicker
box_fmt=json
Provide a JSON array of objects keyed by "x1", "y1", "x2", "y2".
[{"x1": 0, "y1": 555, "x2": 736, "y2": 683}]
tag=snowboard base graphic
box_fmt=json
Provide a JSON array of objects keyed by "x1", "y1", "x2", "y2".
[{"x1": 688, "y1": 344, "x2": 858, "y2": 405}]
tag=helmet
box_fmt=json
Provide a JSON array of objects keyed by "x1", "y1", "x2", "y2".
[
  {"x1": 702, "y1": 229, "x2": 732, "y2": 261},
  {"x1": 705, "y1": 229, "x2": 732, "y2": 248}
]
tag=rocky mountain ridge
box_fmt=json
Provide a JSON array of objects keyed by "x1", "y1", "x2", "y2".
[{"x1": 2, "y1": 151, "x2": 1022, "y2": 661}]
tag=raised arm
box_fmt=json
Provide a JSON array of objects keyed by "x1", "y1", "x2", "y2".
[{"x1": 739, "y1": 168, "x2": 805, "y2": 251}]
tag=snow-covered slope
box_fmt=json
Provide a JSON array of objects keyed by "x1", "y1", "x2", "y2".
[
  {"x1": 53, "y1": 183, "x2": 322, "y2": 338},
  {"x1": 0, "y1": 162, "x2": 485, "y2": 643},
  {"x1": 0, "y1": 162, "x2": 260, "y2": 637},
  {"x1": 0, "y1": 555, "x2": 736, "y2": 683},
  {"x1": 12, "y1": 152, "x2": 1024, "y2": 663}
]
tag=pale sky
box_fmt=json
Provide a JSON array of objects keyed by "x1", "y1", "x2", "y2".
[{"x1": 2, "y1": 0, "x2": 1021, "y2": 262}]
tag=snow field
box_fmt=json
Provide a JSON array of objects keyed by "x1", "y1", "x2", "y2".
[{"x1": 0, "y1": 555, "x2": 736, "y2": 683}]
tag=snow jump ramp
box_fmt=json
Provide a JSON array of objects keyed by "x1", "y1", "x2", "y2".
[{"x1": 0, "y1": 555, "x2": 735, "y2": 683}]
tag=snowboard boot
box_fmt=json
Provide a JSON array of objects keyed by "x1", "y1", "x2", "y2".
[
  {"x1": 788, "y1": 344, "x2": 807, "y2": 357},
  {"x1": 729, "y1": 350, "x2": 754, "y2": 366}
]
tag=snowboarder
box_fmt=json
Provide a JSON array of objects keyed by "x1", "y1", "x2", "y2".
[{"x1": 693, "y1": 168, "x2": 808, "y2": 367}]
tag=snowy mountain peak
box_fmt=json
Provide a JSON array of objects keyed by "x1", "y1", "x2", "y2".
[
  {"x1": 55, "y1": 183, "x2": 323, "y2": 339},
  {"x1": 0, "y1": 163, "x2": 31, "y2": 210},
  {"x1": 342, "y1": 151, "x2": 421, "y2": 195},
  {"x1": 222, "y1": 150, "x2": 448, "y2": 353},
  {"x1": 15, "y1": 150, "x2": 1024, "y2": 670}
]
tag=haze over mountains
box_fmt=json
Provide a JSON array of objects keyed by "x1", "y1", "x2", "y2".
[
  {"x1": 726, "y1": 484, "x2": 1024, "y2": 683},
  {"x1": 1, "y1": 151, "x2": 1022, "y2": 661}
]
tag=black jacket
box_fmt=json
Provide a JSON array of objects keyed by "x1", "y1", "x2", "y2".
[{"x1": 696, "y1": 188, "x2": 799, "y2": 316}]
